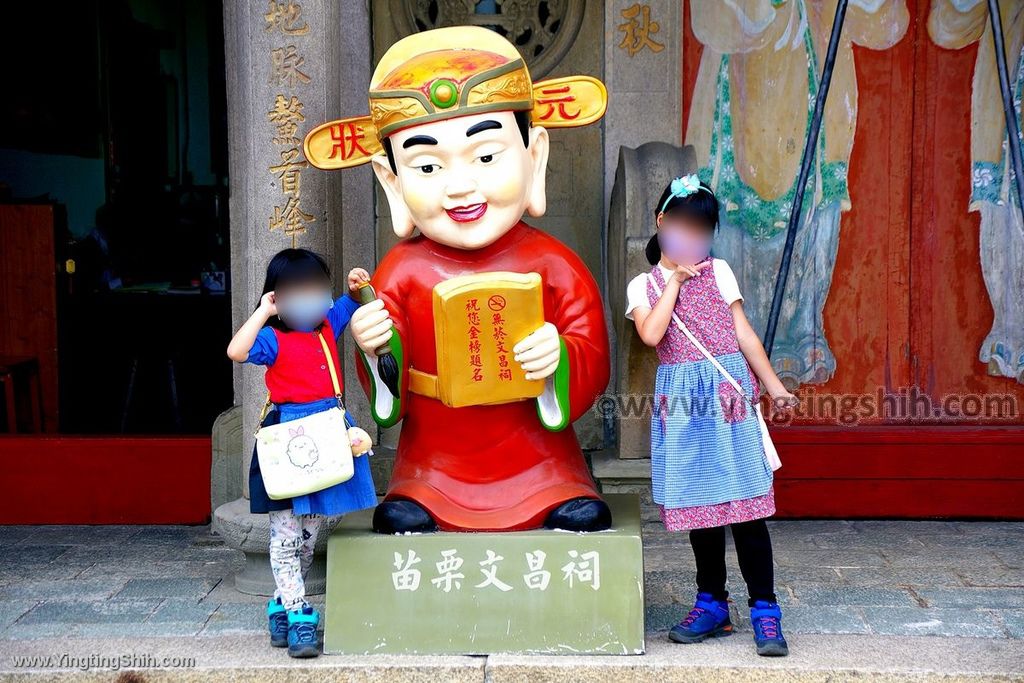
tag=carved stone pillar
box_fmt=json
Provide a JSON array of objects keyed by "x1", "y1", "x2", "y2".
[
  {"x1": 606, "y1": 142, "x2": 697, "y2": 460},
  {"x1": 211, "y1": 0, "x2": 375, "y2": 596}
]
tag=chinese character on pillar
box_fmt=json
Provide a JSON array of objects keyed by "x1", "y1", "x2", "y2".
[{"x1": 264, "y1": 1, "x2": 315, "y2": 246}]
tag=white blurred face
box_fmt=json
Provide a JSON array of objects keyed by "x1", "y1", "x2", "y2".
[{"x1": 373, "y1": 111, "x2": 548, "y2": 250}]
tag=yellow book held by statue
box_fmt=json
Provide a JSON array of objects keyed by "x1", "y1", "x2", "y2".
[{"x1": 432, "y1": 271, "x2": 545, "y2": 408}]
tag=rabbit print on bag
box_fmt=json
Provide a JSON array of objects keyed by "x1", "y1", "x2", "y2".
[{"x1": 286, "y1": 426, "x2": 320, "y2": 469}]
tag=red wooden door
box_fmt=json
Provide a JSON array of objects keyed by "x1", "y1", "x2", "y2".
[
  {"x1": 0, "y1": 205, "x2": 59, "y2": 432},
  {"x1": 681, "y1": 0, "x2": 1024, "y2": 518}
]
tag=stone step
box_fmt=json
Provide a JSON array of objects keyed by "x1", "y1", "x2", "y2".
[{"x1": 1, "y1": 634, "x2": 1021, "y2": 681}]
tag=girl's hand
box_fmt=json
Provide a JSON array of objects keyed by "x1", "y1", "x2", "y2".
[
  {"x1": 672, "y1": 261, "x2": 711, "y2": 284},
  {"x1": 348, "y1": 268, "x2": 371, "y2": 296},
  {"x1": 769, "y1": 390, "x2": 799, "y2": 414},
  {"x1": 259, "y1": 291, "x2": 277, "y2": 317},
  {"x1": 228, "y1": 291, "x2": 277, "y2": 362}
]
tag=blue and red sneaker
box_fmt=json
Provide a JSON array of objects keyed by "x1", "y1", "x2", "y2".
[
  {"x1": 750, "y1": 600, "x2": 789, "y2": 656},
  {"x1": 668, "y1": 592, "x2": 733, "y2": 643}
]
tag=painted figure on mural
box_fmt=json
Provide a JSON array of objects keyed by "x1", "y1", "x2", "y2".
[
  {"x1": 929, "y1": 0, "x2": 1024, "y2": 384},
  {"x1": 303, "y1": 26, "x2": 613, "y2": 533},
  {"x1": 685, "y1": 0, "x2": 909, "y2": 386}
]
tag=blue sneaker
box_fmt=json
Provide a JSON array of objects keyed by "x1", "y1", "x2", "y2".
[
  {"x1": 286, "y1": 604, "x2": 321, "y2": 658},
  {"x1": 750, "y1": 600, "x2": 789, "y2": 656},
  {"x1": 266, "y1": 597, "x2": 288, "y2": 648},
  {"x1": 669, "y1": 592, "x2": 733, "y2": 643}
]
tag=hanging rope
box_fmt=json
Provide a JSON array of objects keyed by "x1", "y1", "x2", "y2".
[
  {"x1": 988, "y1": 0, "x2": 1024, "y2": 213},
  {"x1": 763, "y1": 0, "x2": 849, "y2": 358}
]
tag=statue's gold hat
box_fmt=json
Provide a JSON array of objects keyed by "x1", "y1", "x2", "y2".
[{"x1": 303, "y1": 25, "x2": 607, "y2": 170}]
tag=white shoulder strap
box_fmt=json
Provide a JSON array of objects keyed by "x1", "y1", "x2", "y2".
[{"x1": 647, "y1": 272, "x2": 755, "y2": 406}]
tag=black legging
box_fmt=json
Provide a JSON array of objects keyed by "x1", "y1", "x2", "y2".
[{"x1": 689, "y1": 518, "x2": 777, "y2": 607}]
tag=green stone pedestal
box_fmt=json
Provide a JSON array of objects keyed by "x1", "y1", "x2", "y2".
[{"x1": 324, "y1": 493, "x2": 645, "y2": 655}]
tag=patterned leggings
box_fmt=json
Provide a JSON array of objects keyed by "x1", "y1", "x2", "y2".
[{"x1": 268, "y1": 509, "x2": 324, "y2": 610}]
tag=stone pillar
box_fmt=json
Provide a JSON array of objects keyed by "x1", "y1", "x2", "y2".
[
  {"x1": 333, "y1": 2, "x2": 377, "y2": 437},
  {"x1": 601, "y1": 1, "x2": 683, "y2": 464},
  {"x1": 602, "y1": 0, "x2": 682, "y2": 225},
  {"x1": 596, "y1": 143, "x2": 696, "y2": 521},
  {"x1": 212, "y1": 0, "x2": 375, "y2": 596},
  {"x1": 606, "y1": 142, "x2": 696, "y2": 460}
]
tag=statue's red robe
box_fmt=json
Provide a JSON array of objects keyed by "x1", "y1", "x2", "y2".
[{"x1": 355, "y1": 220, "x2": 611, "y2": 531}]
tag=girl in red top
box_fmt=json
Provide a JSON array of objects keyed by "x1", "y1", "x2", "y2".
[{"x1": 227, "y1": 248, "x2": 376, "y2": 658}]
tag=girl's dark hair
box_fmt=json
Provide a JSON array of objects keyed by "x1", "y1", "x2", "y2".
[
  {"x1": 645, "y1": 178, "x2": 719, "y2": 265},
  {"x1": 259, "y1": 248, "x2": 332, "y2": 330}
]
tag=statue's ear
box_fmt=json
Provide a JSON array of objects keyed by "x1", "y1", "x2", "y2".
[
  {"x1": 370, "y1": 154, "x2": 416, "y2": 239},
  {"x1": 524, "y1": 124, "x2": 550, "y2": 218}
]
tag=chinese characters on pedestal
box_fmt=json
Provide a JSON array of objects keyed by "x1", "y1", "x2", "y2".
[{"x1": 391, "y1": 548, "x2": 601, "y2": 593}]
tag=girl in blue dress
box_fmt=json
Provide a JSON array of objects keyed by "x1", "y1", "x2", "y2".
[
  {"x1": 625, "y1": 176, "x2": 797, "y2": 657},
  {"x1": 227, "y1": 248, "x2": 377, "y2": 658}
]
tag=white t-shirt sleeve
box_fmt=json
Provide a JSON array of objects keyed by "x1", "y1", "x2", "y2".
[
  {"x1": 624, "y1": 273, "x2": 651, "y2": 321},
  {"x1": 713, "y1": 258, "x2": 743, "y2": 305}
]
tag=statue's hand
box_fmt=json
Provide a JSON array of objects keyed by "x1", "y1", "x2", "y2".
[
  {"x1": 513, "y1": 322, "x2": 560, "y2": 381},
  {"x1": 350, "y1": 298, "x2": 393, "y2": 356}
]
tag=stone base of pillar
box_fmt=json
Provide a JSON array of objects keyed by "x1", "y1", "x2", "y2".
[
  {"x1": 233, "y1": 542, "x2": 328, "y2": 596},
  {"x1": 590, "y1": 449, "x2": 658, "y2": 526},
  {"x1": 212, "y1": 497, "x2": 341, "y2": 596}
]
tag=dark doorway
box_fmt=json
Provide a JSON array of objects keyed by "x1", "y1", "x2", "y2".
[{"x1": 0, "y1": 0, "x2": 232, "y2": 435}]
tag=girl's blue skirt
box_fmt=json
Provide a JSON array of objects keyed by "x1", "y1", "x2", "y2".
[
  {"x1": 651, "y1": 351, "x2": 773, "y2": 509},
  {"x1": 249, "y1": 396, "x2": 378, "y2": 516}
]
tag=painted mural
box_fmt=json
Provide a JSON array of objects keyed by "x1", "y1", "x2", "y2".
[
  {"x1": 929, "y1": 0, "x2": 1024, "y2": 385},
  {"x1": 685, "y1": 0, "x2": 909, "y2": 386}
]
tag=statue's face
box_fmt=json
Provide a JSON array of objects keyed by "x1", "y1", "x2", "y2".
[{"x1": 371, "y1": 110, "x2": 550, "y2": 250}]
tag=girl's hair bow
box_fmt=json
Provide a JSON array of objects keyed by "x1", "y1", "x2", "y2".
[{"x1": 660, "y1": 173, "x2": 711, "y2": 213}]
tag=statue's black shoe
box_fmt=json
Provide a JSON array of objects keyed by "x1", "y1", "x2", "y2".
[
  {"x1": 372, "y1": 499, "x2": 439, "y2": 534},
  {"x1": 543, "y1": 497, "x2": 612, "y2": 532}
]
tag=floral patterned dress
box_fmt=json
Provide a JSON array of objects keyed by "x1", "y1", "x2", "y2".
[{"x1": 643, "y1": 258, "x2": 775, "y2": 531}]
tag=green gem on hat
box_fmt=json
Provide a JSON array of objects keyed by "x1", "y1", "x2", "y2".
[{"x1": 429, "y1": 78, "x2": 459, "y2": 109}]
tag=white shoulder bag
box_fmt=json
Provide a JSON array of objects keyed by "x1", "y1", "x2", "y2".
[
  {"x1": 647, "y1": 273, "x2": 782, "y2": 471},
  {"x1": 255, "y1": 330, "x2": 356, "y2": 499}
]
